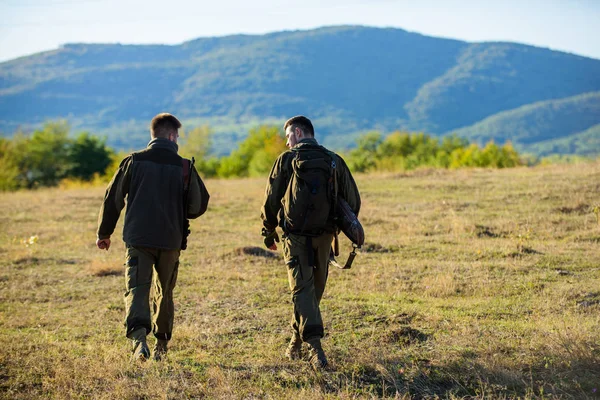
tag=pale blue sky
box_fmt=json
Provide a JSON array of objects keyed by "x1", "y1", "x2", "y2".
[{"x1": 1, "y1": 0, "x2": 599, "y2": 62}]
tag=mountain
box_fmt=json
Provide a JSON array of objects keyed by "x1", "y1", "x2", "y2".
[
  {"x1": 1, "y1": 25, "x2": 599, "y2": 155},
  {"x1": 448, "y1": 92, "x2": 600, "y2": 149},
  {"x1": 526, "y1": 123, "x2": 600, "y2": 156}
]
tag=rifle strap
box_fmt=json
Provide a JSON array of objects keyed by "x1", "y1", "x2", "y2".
[
  {"x1": 331, "y1": 152, "x2": 339, "y2": 256},
  {"x1": 182, "y1": 159, "x2": 191, "y2": 190},
  {"x1": 341, "y1": 244, "x2": 359, "y2": 269}
]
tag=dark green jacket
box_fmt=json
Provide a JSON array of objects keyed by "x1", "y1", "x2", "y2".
[
  {"x1": 261, "y1": 138, "x2": 361, "y2": 233},
  {"x1": 97, "y1": 138, "x2": 209, "y2": 250}
]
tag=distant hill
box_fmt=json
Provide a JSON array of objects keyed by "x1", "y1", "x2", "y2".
[
  {"x1": 526, "y1": 123, "x2": 600, "y2": 156},
  {"x1": 447, "y1": 92, "x2": 600, "y2": 151},
  {"x1": 1, "y1": 25, "x2": 599, "y2": 155}
]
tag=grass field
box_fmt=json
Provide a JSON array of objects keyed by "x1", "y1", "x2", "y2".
[{"x1": 1, "y1": 161, "x2": 599, "y2": 399}]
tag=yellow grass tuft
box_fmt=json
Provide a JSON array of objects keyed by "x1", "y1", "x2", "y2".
[{"x1": 88, "y1": 259, "x2": 122, "y2": 277}]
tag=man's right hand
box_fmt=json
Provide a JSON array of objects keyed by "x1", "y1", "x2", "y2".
[
  {"x1": 262, "y1": 229, "x2": 279, "y2": 250},
  {"x1": 96, "y1": 238, "x2": 111, "y2": 251}
]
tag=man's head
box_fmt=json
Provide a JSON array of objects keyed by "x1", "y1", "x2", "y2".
[
  {"x1": 284, "y1": 115, "x2": 314, "y2": 149},
  {"x1": 150, "y1": 113, "x2": 182, "y2": 143}
]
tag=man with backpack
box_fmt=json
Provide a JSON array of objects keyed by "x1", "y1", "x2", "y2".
[
  {"x1": 260, "y1": 115, "x2": 361, "y2": 370},
  {"x1": 96, "y1": 113, "x2": 209, "y2": 361}
]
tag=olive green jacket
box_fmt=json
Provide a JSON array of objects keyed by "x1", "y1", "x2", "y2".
[
  {"x1": 97, "y1": 138, "x2": 209, "y2": 250},
  {"x1": 261, "y1": 138, "x2": 361, "y2": 233}
]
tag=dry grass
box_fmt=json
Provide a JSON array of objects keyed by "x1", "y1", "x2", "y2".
[
  {"x1": 87, "y1": 259, "x2": 122, "y2": 277},
  {"x1": 1, "y1": 161, "x2": 599, "y2": 399}
]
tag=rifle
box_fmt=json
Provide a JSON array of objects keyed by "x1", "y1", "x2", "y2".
[
  {"x1": 335, "y1": 197, "x2": 364, "y2": 269},
  {"x1": 331, "y1": 155, "x2": 364, "y2": 269},
  {"x1": 181, "y1": 157, "x2": 195, "y2": 250}
]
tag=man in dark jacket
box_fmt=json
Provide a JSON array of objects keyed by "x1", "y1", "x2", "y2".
[
  {"x1": 260, "y1": 115, "x2": 361, "y2": 370},
  {"x1": 97, "y1": 113, "x2": 209, "y2": 361}
]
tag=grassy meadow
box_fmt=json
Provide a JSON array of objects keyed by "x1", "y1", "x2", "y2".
[{"x1": 1, "y1": 161, "x2": 599, "y2": 399}]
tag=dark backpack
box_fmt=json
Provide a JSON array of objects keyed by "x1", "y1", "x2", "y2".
[{"x1": 282, "y1": 146, "x2": 337, "y2": 234}]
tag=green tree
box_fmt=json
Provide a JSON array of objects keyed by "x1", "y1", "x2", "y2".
[
  {"x1": 499, "y1": 142, "x2": 522, "y2": 168},
  {"x1": 68, "y1": 132, "x2": 113, "y2": 180},
  {"x1": 403, "y1": 133, "x2": 440, "y2": 169},
  {"x1": 217, "y1": 126, "x2": 286, "y2": 178},
  {"x1": 347, "y1": 132, "x2": 382, "y2": 172},
  {"x1": 23, "y1": 121, "x2": 71, "y2": 187},
  {"x1": 0, "y1": 135, "x2": 28, "y2": 190},
  {"x1": 179, "y1": 125, "x2": 212, "y2": 160},
  {"x1": 179, "y1": 125, "x2": 219, "y2": 177},
  {"x1": 449, "y1": 144, "x2": 480, "y2": 168}
]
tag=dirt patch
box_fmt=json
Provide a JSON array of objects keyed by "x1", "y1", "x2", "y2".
[
  {"x1": 555, "y1": 203, "x2": 589, "y2": 215},
  {"x1": 369, "y1": 313, "x2": 415, "y2": 326},
  {"x1": 577, "y1": 292, "x2": 600, "y2": 309},
  {"x1": 233, "y1": 246, "x2": 279, "y2": 259},
  {"x1": 14, "y1": 257, "x2": 42, "y2": 265},
  {"x1": 555, "y1": 269, "x2": 572, "y2": 276},
  {"x1": 508, "y1": 246, "x2": 543, "y2": 258},
  {"x1": 362, "y1": 242, "x2": 399, "y2": 253},
  {"x1": 13, "y1": 257, "x2": 78, "y2": 266},
  {"x1": 91, "y1": 267, "x2": 121, "y2": 277},
  {"x1": 383, "y1": 326, "x2": 429, "y2": 345},
  {"x1": 574, "y1": 236, "x2": 600, "y2": 243},
  {"x1": 475, "y1": 225, "x2": 502, "y2": 238}
]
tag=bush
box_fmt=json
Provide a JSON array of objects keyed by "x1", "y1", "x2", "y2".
[
  {"x1": 68, "y1": 132, "x2": 113, "y2": 180},
  {"x1": 217, "y1": 126, "x2": 286, "y2": 178},
  {"x1": 1, "y1": 122, "x2": 114, "y2": 191},
  {"x1": 346, "y1": 131, "x2": 523, "y2": 173}
]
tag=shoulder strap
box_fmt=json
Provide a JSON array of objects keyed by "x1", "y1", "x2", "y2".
[{"x1": 182, "y1": 158, "x2": 191, "y2": 190}]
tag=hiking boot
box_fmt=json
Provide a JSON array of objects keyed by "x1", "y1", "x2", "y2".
[
  {"x1": 132, "y1": 339, "x2": 150, "y2": 362},
  {"x1": 130, "y1": 328, "x2": 150, "y2": 362},
  {"x1": 153, "y1": 339, "x2": 168, "y2": 361},
  {"x1": 285, "y1": 332, "x2": 303, "y2": 360},
  {"x1": 306, "y1": 339, "x2": 328, "y2": 371}
]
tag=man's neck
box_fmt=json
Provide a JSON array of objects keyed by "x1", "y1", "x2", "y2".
[{"x1": 148, "y1": 137, "x2": 179, "y2": 152}]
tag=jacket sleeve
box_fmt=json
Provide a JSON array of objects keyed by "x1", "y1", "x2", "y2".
[
  {"x1": 260, "y1": 152, "x2": 290, "y2": 231},
  {"x1": 97, "y1": 156, "x2": 132, "y2": 239},
  {"x1": 336, "y1": 155, "x2": 361, "y2": 216},
  {"x1": 187, "y1": 165, "x2": 210, "y2": 219}
]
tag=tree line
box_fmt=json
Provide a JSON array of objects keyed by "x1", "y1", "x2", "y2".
[
  {"x1": 0, "y1": 122, "x2": 112, "y2": 190},
  {"x1": 1, "y1": 121, "x2": 527, "y2": 191},
  {"x1": 345, "y1": 131, "x2": 521, "y2": 172}
]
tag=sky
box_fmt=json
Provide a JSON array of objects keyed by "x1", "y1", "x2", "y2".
[{"x1": 1, "y1": 0, "x2": 599, "y2": 63}]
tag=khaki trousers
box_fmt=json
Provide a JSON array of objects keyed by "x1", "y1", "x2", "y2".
[
  {"x1": 282, "y1": 232, "x2": 333, "y2": 342},
  {"x1": 124, "y1": 245, "x2": 180, "y2": 341}
]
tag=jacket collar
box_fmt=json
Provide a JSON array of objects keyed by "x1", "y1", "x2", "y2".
[
  {"x1": 293, "y1": 137, "x2": 319, "y2": 149},
  {"x1": 147, "y1": 137, "x2": 179, "y2": 153}
]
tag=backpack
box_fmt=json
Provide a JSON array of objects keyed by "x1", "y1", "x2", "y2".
[{"x1": 282, "y1": 146, "x2": 337, "y2": 235}]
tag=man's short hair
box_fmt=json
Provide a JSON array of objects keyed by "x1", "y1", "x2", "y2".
[
  {"x1": 150, "y1": 113, "x2": 182, "y2": 138},
  {"x1": 284, "y1": 115, "x2": 314, "y2": 137}
]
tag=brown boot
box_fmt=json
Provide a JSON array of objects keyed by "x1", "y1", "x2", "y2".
[
  {"x1": 285, "y1": 332, "x2": 302, "y2": 360},
  {"x1": 306, "y1": 339, "x2": 328, "y2": 371},
  {"x1": 130, "y1": 328, "x2": 150, "y2": 362},
  {"x1": 153, "y1": 339, "x2": 168, "y2": 361}
]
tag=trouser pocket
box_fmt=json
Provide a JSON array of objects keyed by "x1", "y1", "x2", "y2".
[{"x1": 125, "y1": 254, "x2": 139, "y2": 290}]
